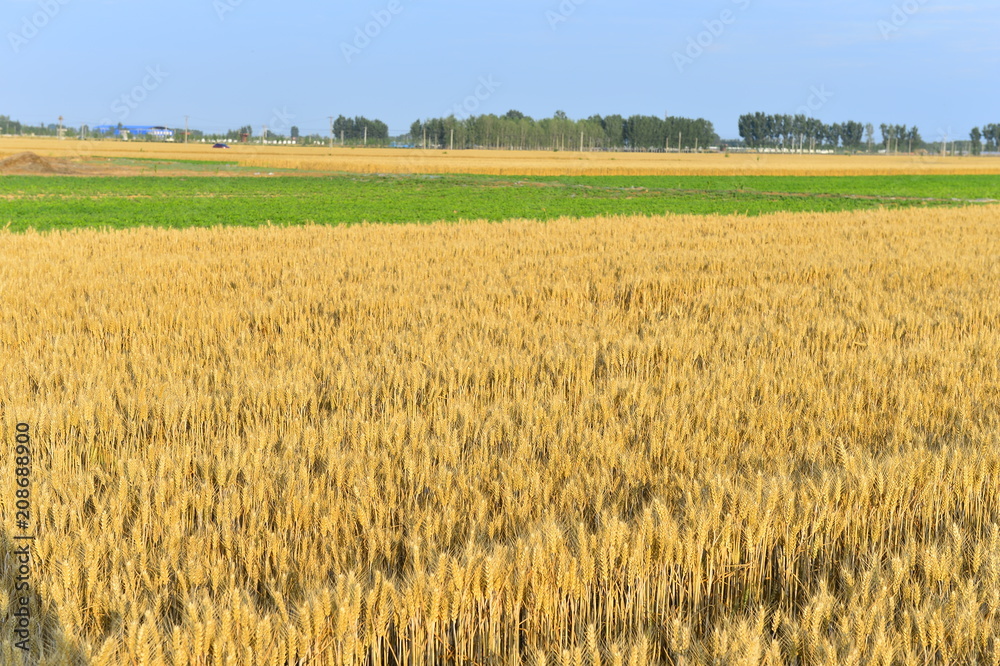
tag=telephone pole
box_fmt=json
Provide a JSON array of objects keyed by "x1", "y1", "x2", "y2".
[
  {"x1": 450, "y1": 128, "x2": 454, "y2": 151},
  {"x1": 364, "y1": 126, "x2": 368, "y2": 146},
  {"x1": 328, "y1": 116, "x2": 334, "y2": 149},
  {"x1": 262, "y1": 125, "x2": 267, "y2": 145},
  {"x1": 184, "y1": 116, "x2": 189, "y2": 143},
  {"x1": 58, "y1": 115, "x2": 64, "y2": 139}
]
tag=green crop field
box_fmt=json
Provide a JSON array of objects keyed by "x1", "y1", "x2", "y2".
[{"x1": 1, "y1": 173, "x2": 996, "y2": 232}]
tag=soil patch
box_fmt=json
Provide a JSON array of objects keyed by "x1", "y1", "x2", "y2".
[
  {"x1": 0, "y1": 152, "x2": 82, "y2": 175},
  {"x1": 0, "y1": 152, "x2": 159, "y2": 176}
]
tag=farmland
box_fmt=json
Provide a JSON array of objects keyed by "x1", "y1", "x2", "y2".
[
  {"x1": 2, "y1": 173, "x2": 999, "y2": 233},
  {"x1": 5, "y1": 0, "x2": 998, "y2": 660},
  {"x1": 4, "y1": 137, "x2": 1000, "y2": 176},
  {"x1": 2, "y1": 140, "x2": 1000, "y2": 664},
  {"x1": 2, "y1": 199, "x2": 1000, "y2": 664}
]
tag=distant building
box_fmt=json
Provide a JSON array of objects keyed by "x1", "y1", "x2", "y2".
[{"x1": 92, "y1": 125, "x2": 174, "y2": 139}]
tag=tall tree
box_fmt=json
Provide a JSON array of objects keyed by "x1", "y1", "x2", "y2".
[
  {"x1": 982, "y1": 124, "x2": 999, "y2": 152},
  {"x1": 842, "y1": 121, "x2": 865, "y2": 152},
  {"x1": 970, "y1": 127, "x2": 982, "y2": 155}
]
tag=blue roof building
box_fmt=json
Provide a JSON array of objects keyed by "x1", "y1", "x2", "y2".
[{"x1": 93, "y1": 125, "x2": 174, "y2": 139}]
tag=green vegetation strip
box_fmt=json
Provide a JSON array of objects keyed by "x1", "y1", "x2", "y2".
[{"x1": 1, "y1": 174, "x2": 995, "y2": 232}]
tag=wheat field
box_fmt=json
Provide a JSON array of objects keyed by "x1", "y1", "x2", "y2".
[
  {"x1": 1, "y1": 206, "x2": 999, "y2": 665},
  {"x1": 4, "y1": 137, "x2": 1000, "y2": 176}
]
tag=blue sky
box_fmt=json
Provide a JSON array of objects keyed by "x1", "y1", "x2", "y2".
[{"x1": 3, "y1": 0, "x2": 997, "y2": 140}]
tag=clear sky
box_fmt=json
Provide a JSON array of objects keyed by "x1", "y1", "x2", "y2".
[{"x1": 3, "y1": 0, "x2": 997, "y2": 140}]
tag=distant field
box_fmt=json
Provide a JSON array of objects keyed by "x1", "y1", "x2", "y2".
[
  {"x1": 3, "y1": 136, "x2": 1000, "y2": 176},
  {"x1": 2, "y1": 173, "x2": 996, "y2": 232}
]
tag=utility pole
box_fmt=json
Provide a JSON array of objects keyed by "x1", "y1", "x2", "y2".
[
  {"x1": 185, "y1": 116, "x2": 189, "y2": 144},
  {"x1": 423, "y1": 126, "x2": 426, "y2": 149},
  {"x1": 364, "y1": 126, "x2": 368, "y2": 146},
  {"x1": 341, "y1": 130, "x2": 344, "y2": 146},
  {"x1": 262, "y1": 125, "x2": 267, "y2": 145},
  {"x1": 328, "y1": 116, "x2": 334, "y2": 149},
  {"x1": 450, "y1": 128, "x2": 454, "y2": 151},
  {"x1": 678, "y1": 131, "x2": 682, "y2": 153},
  {"x1": 58, "y1": 115, "x2": 64, "y2": 139}
]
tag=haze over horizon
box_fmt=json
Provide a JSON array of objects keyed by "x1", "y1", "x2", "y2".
[{"x1": 3, "y1": 0, "x2": 997, "y2": 141}]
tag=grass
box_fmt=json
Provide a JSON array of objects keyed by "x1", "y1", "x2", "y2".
[
  {"x1": 1, "y1": 173, "x2": 995, "y2": 232},
  {"x1": 551, "y1": 174, "x2": 1000, "y2": 199}
]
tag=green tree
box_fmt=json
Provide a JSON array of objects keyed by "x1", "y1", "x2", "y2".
[
  {"x1": 409, "y1": 120, "x2": 423, "y2": 145},
  {"x1": 841, "y1": 121, "x2": 865, "y2": 152},
  {"x1": 981, "y1": 124, "x2": 998, "y2": 152},
  {"x1": 602, "y1": 115, "x2": 625, "y2": 148},
  {"x1": 970, "y1": 127, "x2": 982, "y2": 155}
]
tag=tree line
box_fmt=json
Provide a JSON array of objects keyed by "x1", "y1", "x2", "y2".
[
  {"x1": 0, "y1": 115, "x2": 75, "y2": 138},
  {"x1": 4, "y1": 111, "x2": 1000, "y2": 153},
  {"x1": 215, "y1": 116, "x2": 389, "y2": 145},
  {"x1": 409, "y1": 111, "x2": 719, "y2": 151},
  {"x1": 970, "y1": 124, "x2": 1000, "y2": 156},
  {"x1": 331, "y1": 115, "x2": 389, "y2": 144},
  {"x1": 738, "y1": 113, "x2": 871, "y2": 151},
  {"x1": 738, "y1": 112, "x2": 1000, "y2": 155}
]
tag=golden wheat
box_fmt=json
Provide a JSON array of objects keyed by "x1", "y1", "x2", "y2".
[
  {"x1": 4, "y1": 136, "x2": 1000, "y2": 176},
  {"x1": 0, "y1": 206, "x2": 999, "y2": 664}
]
